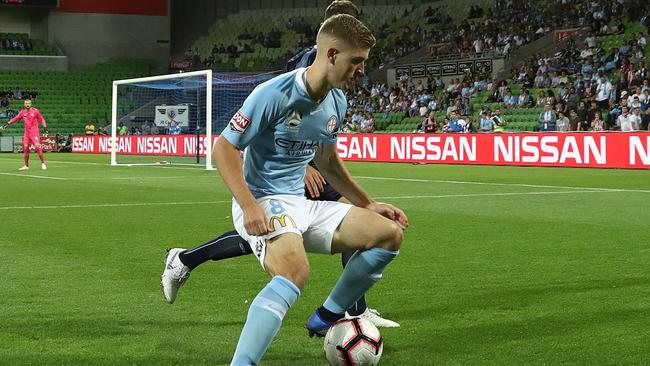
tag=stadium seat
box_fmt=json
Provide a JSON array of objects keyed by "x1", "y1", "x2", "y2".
[{"x1": 0, "y1": 59, "x2": 153, "y2": 135}]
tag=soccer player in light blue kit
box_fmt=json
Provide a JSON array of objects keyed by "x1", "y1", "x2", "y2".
[
  {"x1": 161, "y1": 0, "x2": 399, "y2": 330},
  {"x1": 214, "y1": 14, "x2": 408, "y2": 366}
]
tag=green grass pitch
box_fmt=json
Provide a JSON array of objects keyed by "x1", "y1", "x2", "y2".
[{"x1": 1, "y1": 153, "x2": 649, "y2": 365}]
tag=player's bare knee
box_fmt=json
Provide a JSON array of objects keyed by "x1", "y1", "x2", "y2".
[
  {"x1": 287, "y1": 263, "x2": 310, "y2": 289},
  {"x1": 277, "y1": 259, "x2": 310, "y2": 289},
  {"x1": 368, "y1": 222, "x2": 403, "y2": 251},
  {"x1": 384, "y1": 222, "x2": 403, "y2": 251}
]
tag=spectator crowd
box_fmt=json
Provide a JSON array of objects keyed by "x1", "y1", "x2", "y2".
[
  {"x1": 504, "y1": 23, "x2": 650, "y2": 132},
  {"x1": 341, "y1": 67, "x2": 497, "y2": 134},
  {"x1": 0, "y1": 87, "x2": 38, "y2": 118},
  {"x1": 336, "y1": 0, "x2": 650, "y2": 133},
  {"x1": 0, "y1": 36, "x2": 32, "y2": 52}
]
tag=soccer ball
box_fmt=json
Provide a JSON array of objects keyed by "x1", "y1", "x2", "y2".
[{"x1": 324, "y1": 317, "x2": 383, "y2": 366}]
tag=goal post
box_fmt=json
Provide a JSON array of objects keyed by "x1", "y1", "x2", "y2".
[
  {"x1": 110, "y1": 69, "x2": 278, "y2": 170},
  {"x1": 111, "y1": 69, "x2": 213, "y2": 169}
]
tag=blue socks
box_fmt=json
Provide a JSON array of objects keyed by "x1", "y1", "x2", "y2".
[
  {"x1": 323, "y1": 248, "x2": 399, "y2": 314},
  {"x1": 230, "y1": 276, "x2": 300, "y2": 366},
  {"x1": 230, "y1": 249, "x2": 398, "y2": 364}
]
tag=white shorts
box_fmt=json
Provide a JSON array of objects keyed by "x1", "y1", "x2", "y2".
[{"x1": 232, "y1": 194, "x2": 352, "y2": 268}]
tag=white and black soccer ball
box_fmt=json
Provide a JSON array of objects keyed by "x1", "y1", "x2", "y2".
[{"x1": 324, "y1": 317, "x2": 383, "y2": 366}]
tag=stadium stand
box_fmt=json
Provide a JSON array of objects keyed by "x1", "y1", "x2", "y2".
[
  {"x1": 3, "y1": 0, "x2": 650, "y2": 136},
  {"x1": 339, "y1": 0, "x2": 650, "y2": 134},
  {"x1": 0, "y1": 59, "x2": 154, "y2": 135},
  {"x1": 186, "y1": 0, "x2": 570, "y2": 74},
  {"x1": 188, "y1": 4, "x2": 418, "y2": 73},
  {"x1": 0, "y1": 33, "x2": 58, "y2": 56}
]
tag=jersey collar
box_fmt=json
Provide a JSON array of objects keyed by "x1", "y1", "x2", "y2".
[
  {"x1": 295, "y1": 67, "x2": 328, "y2": 105},
  {"x1": 295, "y1": 67, "x2": 308, "y2": 94}
]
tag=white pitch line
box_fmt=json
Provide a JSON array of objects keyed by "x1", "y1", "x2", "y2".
[
  {"x1": 0, "y1": 190, "x2": 628, "y2": 211},
  {"x1": 356, "y1": 176, "x2": 650, "y2": 194},
  {"x1": 375, "y1": 190, "x2": 620, "y2": 200},
  {"x1": 73, "y1": 175, "x2": 207, "y2": 180},
  {"x1": 0, "y1": 172, "x2": 69, "y2": 181},
  {"x1": 0, "y1": 200, "x2": 232, "y2": 210},
  {"x1": 35, "y1": 160, "x2": 105, "y2": 166},
  {"x1": 2, "y1": 158, "x2": 648, "y2": 192},
  {"x1": 119, "y1": 165, "x2": 208, "y2": 171},
  {"x1": 0, "y1": 159, "x2": 106, "y2": 168},
  {"x1": 0, "y1": 159, "x2": 206, "y2": 171}
]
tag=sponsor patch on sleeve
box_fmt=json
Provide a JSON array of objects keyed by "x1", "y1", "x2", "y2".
[{"x1": 229, "y1": 111, "x2": 251, "y2": 134}]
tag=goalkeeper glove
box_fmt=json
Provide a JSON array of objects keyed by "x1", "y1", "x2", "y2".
[{"x1": 0, "y1": 124, "x2": 6, "y2": 130}]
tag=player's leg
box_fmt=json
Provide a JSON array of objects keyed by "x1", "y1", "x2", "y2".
[
  {"x1": 19, "y1": 136, "x2": 29, "y2": 170},
  {"x1": 310, "y1": 187, "x2": 371, "y2": 311},
  {"x1": 33, "y1": 136, "x2": 46, "y2": 169},
  {"x1": 338, "y1": 207, "x2": 399, "y2": 327},
  {"x1": 231, "y1": 233, "x2": 306, "y2": 365},
  {"x1": 161, "y1": 229, "x2": 253, "y2": 304},
  {"x1": 334, "y1": 195, "x2": 374, "y2": 318},
  {"x1": 231, "y1": 196, "x2": 309, "y2": 365},
  {"x1": 306, "y1": 206, "x2": 403, "y2": 336},
  {"x1": 179, "y1": 230, "x2": 252, "y2": 269},
  {"x1": 340, "y1": 249, "x2": 367, "y2": 313},
  {"x1": 313, "y1": 185, "x2": 399, "y2": 327}
]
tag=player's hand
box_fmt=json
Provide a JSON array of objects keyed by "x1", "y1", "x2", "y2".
[
  {"x1": 367, "y1": 202, "x2": 409, "y2": 230},
  {"x1": 242, "y1": 203, "x2": 270, "y2": 236},
  {"x1": 304, "y1": 165, "x2": 326, "y2": 198}
]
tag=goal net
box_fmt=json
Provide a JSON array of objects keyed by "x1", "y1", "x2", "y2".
[{"x1": 111, "y1": 69, "x2": 277, "y2": 169}]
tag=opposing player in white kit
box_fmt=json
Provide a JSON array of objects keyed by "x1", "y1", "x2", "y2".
[{"x1": 214, "y1": 14, "x2": 407, "y2": 366}]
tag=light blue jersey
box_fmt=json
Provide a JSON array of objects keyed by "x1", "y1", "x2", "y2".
[{"x1": 221, "y1": 68, "x2": 347, "y2": 198}]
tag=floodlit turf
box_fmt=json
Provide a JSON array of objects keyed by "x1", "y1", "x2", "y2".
[{"x1": 1, "y1": 153, "x2": 649, "y2": 365}]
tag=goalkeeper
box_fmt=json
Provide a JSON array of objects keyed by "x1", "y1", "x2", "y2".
[
  {"x1": 161, "y1": 0, "x2": 400, "y2": 329},
  {"x1": 1, "y1": 98, "x2": 48, "y2": 170}
]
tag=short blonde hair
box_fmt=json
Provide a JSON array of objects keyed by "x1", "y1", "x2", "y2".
[{"x1": 318, "y1": 14, "x2": 375, "y2": 50}]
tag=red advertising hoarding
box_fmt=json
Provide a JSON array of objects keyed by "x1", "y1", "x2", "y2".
[
  {"x1": 17, "y1": 135, "x2": 59, "y2": 153},
  {"x1": 33, "y1": 135, "x2": 59, "y2": 152},
  {"x1": 554, "y1": 27, "x2": 587, "y2": 42},
  {"x1": 72, "y1": 133, "x2": 650, "y2": 170},
  {"x1": 56, "y1": 0, "x2": 167, "y2": 16},
  {"x1": 72, "y1": 135, "x2": 216, "y2": 157}
]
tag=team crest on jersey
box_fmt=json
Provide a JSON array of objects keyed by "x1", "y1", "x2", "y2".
[
  {"x1": 229, "y1": 111, "x2": 251, "y2": 134},
  {"x1": 326, "y1": 115, "x2": 338, "y2": 134},
  {"x1": 286, "y1": 110, "x2": 302, "y2": 133}
]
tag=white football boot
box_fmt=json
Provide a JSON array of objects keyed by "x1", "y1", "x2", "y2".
[
  {"x1": 41, "y1": 163, "x2": 47, "y2": 170},
  {"x1": 161, "y1": 248, "x2": 191, "y2": 304},
  {"x1": 348, "y1": 307, "x2": 400, "y2": 328},
  {"x1": 18, "y1": 165, "x2": 29, "y2": 170}
]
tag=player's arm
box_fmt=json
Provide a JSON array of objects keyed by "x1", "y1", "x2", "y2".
[
  {"x1": 214, "y1": 85, "x2": 279, "y2": 236},
  {"x1": 304, "y1": 164, "x2": 326, "y2": 198},
  {"x1": 213, "y1": 137, "x2": 269, "y2": 236},
  {"x1": 313, "y1": 143, "x2": 372, "y2": 206},
  {"x1": 1, "y1": 112, "x2": 22, "y2": 129},
  {"x1": 39, "y1": 110, "x2": 47, "y2": 128},
  {"x1": 38, "y1": 110, "x2": 48, "y2": 134},
  {"x1": 313, "y1": 143, "x2": 409, "y2": 229}
]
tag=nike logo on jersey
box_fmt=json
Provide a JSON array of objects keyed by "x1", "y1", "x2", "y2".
[{"x1": 310, "y1": 108, "x2": 323, "y2": 115}]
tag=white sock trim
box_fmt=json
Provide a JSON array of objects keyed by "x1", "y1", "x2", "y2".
[{"x1": 252, "y1": 297, "x2": 289, "y2": 320}]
